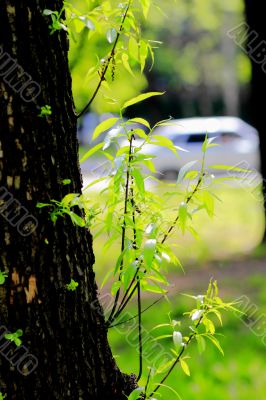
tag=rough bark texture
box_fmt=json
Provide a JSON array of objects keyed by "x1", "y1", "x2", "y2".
[
  {"x1": 244, "y1": 0, "x2": 266, "y2": 239},
  {"x1": 0, "y1": 1, "x2": 135, "y2": 398}
]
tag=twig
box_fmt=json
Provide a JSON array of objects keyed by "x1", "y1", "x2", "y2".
[
  {"x1": 108, "y1": 296, "x2": 164, "y2": 328},
  {"x1": 161, "y1": 174, "x2": 203, "y2": 244},
  {"x1": 111, "y1": 174, "x2": 204, "y2": 320},
  {"x1": 136, "y1": 280, "x2": 143, "y2": 381},
  {"x1": 148, "y1": 317, "x2": 203, "y2": 398},
  {"x1": 106, "y1": 134, "x2": 134, "y2": 325},
  {"x1": 143, "y1": 368, "x2": 152, "y2": 399},
  {"x1": 76, "y1": 1, "x2": 131, "y2": 119}
]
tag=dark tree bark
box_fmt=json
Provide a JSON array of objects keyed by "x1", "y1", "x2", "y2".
[
  {"x1": 244, "y1": 1, "x2": 266, "y2": 239},
  {"x1": 0, "y1": 1, "x2": 136, "y2": 398}
]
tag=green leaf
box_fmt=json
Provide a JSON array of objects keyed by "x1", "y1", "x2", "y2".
[
  {"x1": 209, "y1": 165, "x2": 250, "y2": 172},
  {"x1": 69, "y1": 212, "x2": 85, "y2": 227},
  {"x1": 139, "y1": 40, "x2": 148, "y2": 72},
  {"x1": 43, "y1": 9, "x2": 54, "y2": 16},
  {"x1": 142, "y1": 159, "x2": 156, "y2": 173},
  {"x1": 0, "y1": 270, "x2": 8, "y2": 285},
  {"x1": 180, "y1": 358, "x2": 190, "y2": 376},
  {"x1": 177, "y1": 161, "x2": 198, "y2": 184},
  {"x1": 202, "y1": 136, "x2": 218, "y2": 152},
  {"x1": 151, "y1": 135, "x2": 178, "y2": 155},
  {"x1": 121, "y1": 92, "x2": 164, "y2": 110},
  {"x1": 132, "y1": 169, "x2": 145, "y2": 197},
  {"x1": 80, "y1": 142, "x2": 104, "y2": 163},
  {"x1": 151, "y1": 323, "x2": 172, "y2": 331},
  {"x1": 92, "y1": 118, "x2": 119, "y2": 140},
  {"x1": 111, "y1": 281, "x2": 121, "y2": 296},
  {"x1": 128, "y1": 37, "x2": 139, "y2": 61},
  {"x1": 106, "y1": 28, "x2": 117, "y2": 43},
  {"x1": 122, "y1": 53, "x2": 134, "y2": 76},
  {"x1": 123, "y1": 262, "x2": 137, "y2": 291},
  {"x1": 202, "y1": 191, "x2": 215, "y2": 217},
  {"x1": 204, "y1": 334, "x2": 224, "y2": 356},
  {"x1": 128, "y1": 117, "x2": 151, "y2": 130},
  {"x1": 36, "y1": 202, "x2": 51, "y2": 208},
  {"x1": 196, "y1": 335, "x2": 206, "y2": 354},
  {"x1": 140, "y1": 0, "x2": 150, "y2": 18},
  {"x1": 4, "y1": 329, "x2": 23, "y2": 347},
  {"x1": 201, "y1": 134, "x2": 209, "y2": 153},
  {"x1": 179, "y1": 202, "x2": 188, "y2": 234},
  {"x1": 127, "y1": 388, "x2": 143, "y2": 400},
  {"x1": 66, "y1": 279, "x2": 79, "y2": 291},
  {"x1": 61, "y1": 193, "x2": 78, "y2": 206},
  {"x1": 142, "y1": 281, "x2": 166, "y2": 294},
  {"x1": 14, "y1": 338, "x2": 22, "y2": 346},
  {"x1": 157, "y1": 358, "x2": 175, "y2": 373},
  {"x1": 62, "y1": 179, "x2": 71, "y2": 186},
  {"x1": 144, "y1": 239, "x2": 156, "y2": 267}
]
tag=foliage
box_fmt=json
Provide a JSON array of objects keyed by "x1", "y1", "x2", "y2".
[
  {"x1": 37, "y1": 1, "x2": 246, "y2": 397},
  {"x1": 0, "y1": 270, "x2": 8, "y2": 285},
  {"x1": 66, "y1": 279, "x2": 79, "y2": 291},
  {"x1": 35, "y1": 91, "x2": 242, "y2": 397},
  {"x1": 65, "y1": 0, "x2": 249, "y2": 115},
  {"x1": 67, "y1": 0, "x2": 156, "y2": 113},
  {"x1": 37, "y1": 194, "x2": 87, "y2": 227},
  {"x1": 4, "y1": 329, "x2": 23, "y2": 347},
  {"x1": 39, "y1": 105, "x2": 52, "y2": 118}
]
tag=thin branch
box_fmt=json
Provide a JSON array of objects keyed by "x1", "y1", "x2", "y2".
[
  {"x1": 143, "y1": 368, "x2": 152, "y2": 400},
  {"x1": 111, "y1": 174, "x2": 204, "y2": 320},
  {"x1": 106, "y1": 134, "x2": 134, "y2": 325},
  {"x1": 76, "y1": 1, "x2": 131, "y2": 119},
  {"x1": 161, "y1": 174, "x2": 203, "y2": 244},
  {"x1": 129, "y1": 182, "x2": 143, "y2": 382},
  {"x1": 136, "y1": 280, "x2": 143, "y2": 381},
  {"x1": 108, "y1": 296, "x2": 164, "y2": 328},
  {"x1": 148, "y1": 317, "x2": 203, "y2": 398}
]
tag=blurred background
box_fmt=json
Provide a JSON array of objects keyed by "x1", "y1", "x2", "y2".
[{"x1": 69, "y1": 1, "x2": 266, "y2": 398}]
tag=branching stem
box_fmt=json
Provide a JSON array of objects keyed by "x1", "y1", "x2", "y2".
[
  {"x1": 76, "y1": 0, "x2": 132, "y2": 119},
  {"x1": 148, "y1": 317, "x2": 203, "y2": 398},
  {"x1": 106, "y1": 134, "x2": 134, "y2": 325}
]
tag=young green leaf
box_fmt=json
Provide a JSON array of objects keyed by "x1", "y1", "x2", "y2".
[
  {"x1": 80, "y1": 142, "x2": 104, "y2": 163},
  {"x1": 144, "y1": 239, "x2": 156, "y2": 267},
  {"x1": 62, "y1": 179, "x2": 71, "y2": 186},
  {"x1": 121, "y1": 92, "x2": 164, "y2": 110},
  {"x1": 66, "y1": 279, "x2": 79, "y2": 291},
  {"x1": 128, "y1": 117, "x2": 151, "y2": 130},
  {"x1": 180, "y1": 358, "x2": 190, "y2": 376},
  {"x1": 196, "y1": 335, "x2": 206, "y2": 354},
  {"x1": 111, "y1": 281, "x2": 121, "y2": 296},
  {"x1": 68, "y1": 212, "x2": 85, "y2": 227},
  {"x1": 0, "y1": 270, "x2": 8, "y2": 285},
  {"x1": 209, "y1": 165, "x2": 250, "y2": 172},
  {"x1": 127, "y1": 387, "x2": 143, "y2": 400},
  {"x1": 179, "y1": 202, "x2": 188, "y2": 234},
  {"x1": 204, "y1": 334, "x2": 224, "y2": 356},
  {"x1": 177, "y1": 161, "x2": 198, "y2": 185},
  {"x1": 92, "y1": 118, "x2": 120, "y2": 140}
]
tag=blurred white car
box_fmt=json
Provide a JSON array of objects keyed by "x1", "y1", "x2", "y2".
[{"x1": 143, "y1": 117, "x2": 260, "y2": 180}]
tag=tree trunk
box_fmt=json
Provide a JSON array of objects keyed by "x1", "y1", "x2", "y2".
[
  {"x1": 0, "y1": 1, "x2": 135, "y2": 398},
  {"x1": 244, "y1": 0, "x2": 266, "y2": 239}
]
